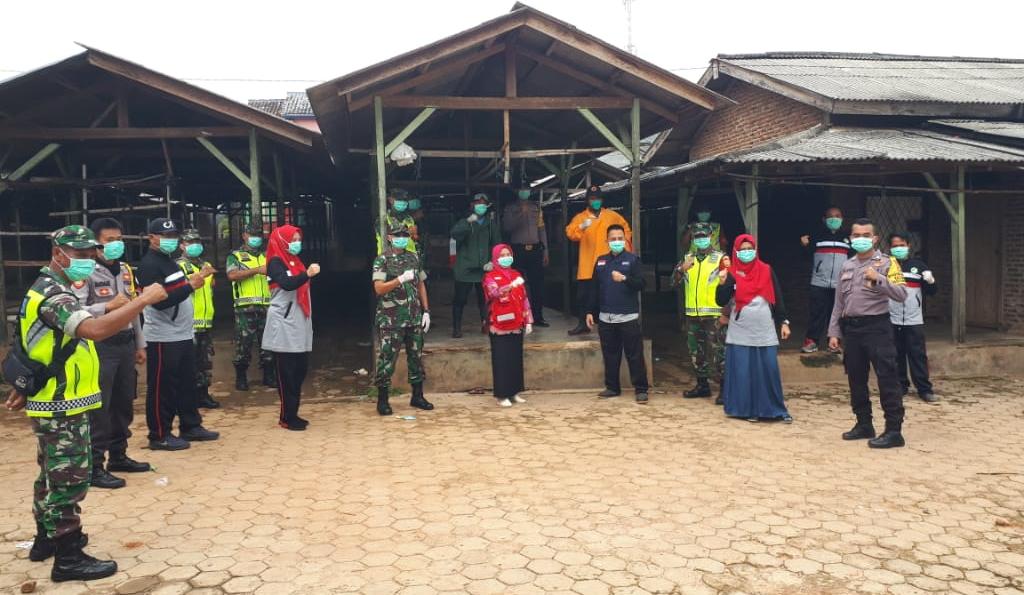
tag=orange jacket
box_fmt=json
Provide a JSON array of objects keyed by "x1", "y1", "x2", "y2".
[{"x1": 565, "y1": 208, "x2": 632, "y2": 280}]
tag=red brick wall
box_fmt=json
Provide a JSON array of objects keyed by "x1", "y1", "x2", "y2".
[
  {"x1": 691, "y1": 78, "x2": 826, "y2": 160},
  {"x1": 1002, "y1": 197, "x2": 1024, "y2": 332}
]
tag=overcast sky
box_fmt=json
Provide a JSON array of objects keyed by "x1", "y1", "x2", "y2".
[{"x1": 3, "y1": 0, "x2": 1022, "y2": 103}]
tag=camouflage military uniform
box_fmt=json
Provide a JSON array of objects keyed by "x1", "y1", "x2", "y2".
[
  {"x1": 372, "y1": 249, "x2": 427, "y2": 388},
  {"x1": 686, "y1": 318, "x2": 726, "y2": 383},
  {"x1": 177, "y1": 254, "x2": 214, "y2": 391},
  {"x1": 226, "y1": 247, "x2": 273, "y2": 371}
]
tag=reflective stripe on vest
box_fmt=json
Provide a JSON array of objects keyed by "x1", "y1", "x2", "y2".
[
  {"x1": 19, "y1": 286, "x2": 102, "y2": 418},
  {"x1": 179, "y1": 259, "x2": 215, "y2": 330},
  {"x1": 683, "y1": 252, "x2": 722, "y2": 317},
  {"x1": 230, "y1": 250, "x2": 270, "y2": 308}
]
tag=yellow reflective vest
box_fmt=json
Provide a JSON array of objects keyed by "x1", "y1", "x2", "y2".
[
  {"x1": 229, "y1": 249, "x2": 270, "y2": 309},
  {"x1": 178, "y1": 258, "x2": 215, "y2": 330},
  {"x1": 683, "y1": 251, "x2": 723, "y2": 317}
]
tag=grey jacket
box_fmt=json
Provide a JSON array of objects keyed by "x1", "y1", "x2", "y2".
[{"x1": 261, "y1": 257, "x2": 313, "y2": 353}]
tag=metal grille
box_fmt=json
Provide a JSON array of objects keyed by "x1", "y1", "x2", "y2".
[{"x1": 866, "y1": 193, "x2": 926, "y2": 251}]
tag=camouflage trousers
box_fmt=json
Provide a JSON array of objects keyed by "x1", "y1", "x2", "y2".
[
  {"x1": 374, "y1": 326, "x2": 425, "y2": 389},
  {"x1": 194, "y1": 331, "x2": 214, "y2": 389},
  {"x1": 233, "y1": 309, "x2": 272, "y2": 369},
  {"x1": 686, "y1": 316, "x2": 726, "y2": 383},
  {"x1": 32, "y1": 414, "x2": 91, "y2": 539}
]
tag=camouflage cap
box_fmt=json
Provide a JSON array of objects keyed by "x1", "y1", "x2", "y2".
[
  {"x1": 52, "y1": 225, "x2": 99, "y2": 249},
  {"x1": 244, "y1": 223, "x2": 263, "y2": 236},
  {"x1": 181, "y1": 228, "x2": 202, "y2": 242},
  {"x1": 388, "y1": 222, "x2": 411, "y2": 236},
  {"x1": 692, "y1": 222, "x2": 713, "y2": 237},
  {"x1": 389, "y1": 188, "x2": 410, "y2": 201}
]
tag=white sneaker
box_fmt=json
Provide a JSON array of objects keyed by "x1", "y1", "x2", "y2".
[
  {"x1": 498, "y1": 399, "x2": 512, "y2": 407},
  {"x1": 513, "y1": 396, "x2": 527, "y2": 404}
]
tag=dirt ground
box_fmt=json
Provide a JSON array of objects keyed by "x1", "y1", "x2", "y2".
[{"x1": 1, "y1": 376, "x2": 1023, "y2": 595}]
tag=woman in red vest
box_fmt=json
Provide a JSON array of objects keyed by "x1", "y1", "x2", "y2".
[{"x1": 483, "y1": 243, "x2": 534, "y2": 407}]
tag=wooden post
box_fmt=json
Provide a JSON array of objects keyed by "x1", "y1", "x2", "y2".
[
  {"x1": 745, "y1": 165, "x2": 759, "y2": 238},
  {"x1": 676, "y1": 186, "x2": 693, "y2": 262},
  {"x1": 374, "y1": 96, "x2": 388, "y2": 248},
  {"x1": 630, "y1": 97, "x2": 641, "y2": 257},
  {"x1": 503, "y1": 43, "x2": 517, "y2": 185},
  {"x1": 273, "y1": 151, "x2": 285, "y2": 227},
  {"x1": 952, "y1": 166, "x2": 967, "y2": 344},
  {"x1": 0, "y1": 214, "x2": 6, "y2": 343},
  {"x1": 14, "y1": 205, "x2": 23, "y2": 288},
  {"x1": 559, "y1": 158, "x2": 571, "y2": 314},
  {"x1": 249, "y1": 128, "x2": 262, "y2": 227},
  {"x1": 81, "y1": 164, "x2": 88, "y2": 225}
]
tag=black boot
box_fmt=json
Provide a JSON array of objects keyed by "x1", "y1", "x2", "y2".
[
  {"x1": 684, "y1": 378, "x2": 711, "y2": 398},
  {"x1": 29, "y1": 523, "x2": 88, "y2": 562},
  {"x1": 262, "y1": 366, "x2": 278, "y2": 388},
  {"x1": 51, "y1": 530, "x2": 117, "y2": 582},
  {"x1": 235, "y1": 366, "x2": 249, "y2": 392},
  {"x1": 715, "y1": 384, "x2": 724, "y2": 405},
  {"x1": 567, "y1": 320, "x2": 591, "y2": 336},
  {"x1": 377, "y1": 387, "x2": 392, "y2": 416},
  {"x1": 410, "y1": 383, "x2": 434, "y2": 410},
  {"x1": 868, "y1": 426, "x2": 905, "y2": 449},
  {"x1": 107, "y1": 452, "x2": 150, "y2": 473},
  {"x1": 452, "y1": 306, "x2": 463, "y2": 338},
  {"x1": 90, "y1": 465, "x2": 126, "y2": 489},
  {"x1": 842, "y1": 421, "x2": 877, "y2": 441},
  {"x1": 196, "y1": 386, "x2": 221, "y2": 409}
]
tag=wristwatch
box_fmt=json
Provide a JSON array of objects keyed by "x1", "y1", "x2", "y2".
[{"x1": 782, "y1": 320, "x2": 790, "y2": 325}]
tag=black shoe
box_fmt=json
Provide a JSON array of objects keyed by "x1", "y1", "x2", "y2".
[
  {"x1": 597, "y1": 389, "x2": 620, "y2": 398},
  {"x1": 635, "y1": 392, "x2": 648, "y2": 404},
  {"x1": 683, "y1": 379, "x2": 711, "y2": 399},
  {"x1": 868, "y1": 431, "x2": 905, "y2": 449},
  {"x1": 181, "y1": 426, "x2": 219, "y2": 442},
  {"x1": 567, "y1": 322, "x2": 590, "y2": 336},
  {"x1": 197, "y1": 397, "x2": 221, "y2": 409},
  {"x1": 235, "y1": 366, "x2": 249, "y2": 392},
  {"x1": 533, "y1": 320, "x2": 550, "y2": 328},
  {"x1": 149, "y1": 435, "x2": 190, "y2": 451},
  {"x1": 29, "y1": 524, "x2": 88, "y2": 562},
  {"x1": 51, "y1": 530, "x2": 117, "y2": 582},
  {"x1": 90, "y1": 467, "x2": 126, "y2": 489},
  {"x1": 919, "y1": 392, "x2": 939, "y2": 403},
  {"x1": 294, "y1": 416, "x2": 310, "y2": 428},
  {"x1": 263, "y1": 367, "x2": 278, "y2": 388},
  {"x1": 451, "y1": 328, "x2": 463, "y2": 339},
  {"x1": 377, "y1": 387, "x2": 392, "y2": 416},
  {"x1": 279, "y1": 421, "x2": 306, "y2": 431},
  {"x1": 410, "y1": 383, "x2": 434, "y2": 410},
  {"x1": 107, "y1": 455, "x2": 150, "y2": 473},
  {"x1": 842, "y1": 423, "x2": 876, "y2": 441}
]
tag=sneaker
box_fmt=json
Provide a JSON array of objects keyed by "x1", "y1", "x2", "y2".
[
  {"x1": 149, "y1": 435, "x2": 190, "y2": 451},
  {"x1": 635, "y1": 392, "x2": 649, "y2": 404},
  {"x1": 513, "y1": 396, "x2": 527, "y2": 404},
  {"x1": 180, "y1": 426, "x2": 220, "y2": 442},
  {"x1": 800, "y1": 339, "x2": 818, "y2": 353},
  {"x1": 498, "y1": 399, "x2": 513, "y2": 408},
  {"x1": 781, "y1": 414, "x2": 794, "y2": 424},
  {"x1": 919, "y1": 392, "x2": 939, "y2": 403},
  {"x1": 827, "y1": 345, "x2": 842, "y2": 355},
  {"x1": 598, "y1": 389, "x2": 621, "y2": 398}
]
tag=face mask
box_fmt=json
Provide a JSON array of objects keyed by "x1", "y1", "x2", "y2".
[
  {"x1": 473, "y1": 204, "x2": 488, "y2": 216},
  {"x1": 589, "y1": 199, "x2": 603, "y2": 211},
  {"x1": 517, "y1": 190, "x2": 531, "y2": 200},
  {"x1": 497, "y1": 256, "x2": 514, "y2": 268},
  {"x1": 159, "y1": 238, "x2": 179, "y2": 255},
  {"x1": 185, "y1": 243, "x2": 204, "y2": 258},
  {"x1": 247, "y1": 236, "x2": 263, "y2": 249},
  {"x1": 408, "y1": 199, "x2": 421, "y2": 211},
  {"x1": 102, "y1": 240, "x2": 125, "y2": 261},
  {"x1": 393, "y1": 200, "x2": 408, "y2": 213},
  {"x1": 850, "y1": 237, "x2": 874, "y2": 254},
  {"x1": 891, "y1": 246, "x2": 910, "y2": 260},
  {"x1": 737, "y1": 249, "x2": 757, "y2": 264},
  {"x1": 60, "y1": 251, "x2": 97, "y2": 282},
  {"x1": 825, "y1": 217, "x2": 843, "y2": 231},
  {"x1": 391, "y1": 237, "x2": 409, "y2": 250},
  {"x1": 609, "y1": 240, "x2": 626, "y2": 254},
  {"x1": 694, "y1": 237, "x2": 711, "y2": 250},
  {"x1": 288, "y1": 241, "x2": 303, "y2": 255},
  {"x1": 697, "y1": 211, "x2": 711, "y2": 223}
]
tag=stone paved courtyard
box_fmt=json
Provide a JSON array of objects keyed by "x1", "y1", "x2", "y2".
[{"x1": 2, "y1": 377, "x2": 1023, "y2": 595}]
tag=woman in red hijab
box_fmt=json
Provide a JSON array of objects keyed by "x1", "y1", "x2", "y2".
[
  {"x1": 715, "y1": 234, "x2": 793, "y2": 422},
  {"x1": 483, "y1": 243, "x2": 533, "y2": 407},
  {"x1": 261, "y1": 224, "x2": 321, "y2": 430}
]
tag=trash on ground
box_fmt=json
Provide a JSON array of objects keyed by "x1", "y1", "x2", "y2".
[
  {"x1": 154, "y1": 477, "x2": 169, "y2": 487},
  {"x1": 354, "y1": 368, "x2": 369, "y2": 376},
  {"x1": 395, "y1": 415, "x2": 417, "y2": 421},
  {"x1": 14, "y1": 541, "x2": 33, "y2": 550}
]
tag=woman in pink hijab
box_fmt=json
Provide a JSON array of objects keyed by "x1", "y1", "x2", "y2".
[{"x1": 483, "y1": 243, "x2": 533, "y2": 407}]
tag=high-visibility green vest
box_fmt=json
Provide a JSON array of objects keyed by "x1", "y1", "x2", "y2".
[
  {"x1": 178, "y1": 258, "x2": 215, "y2": 330},
  {"x1": 683, "y1": 251, "x2": 723, "y2": 317},
  {"x1": 229, "y1": 250, "x2": 269, "y2": 309},
  {"x1": 375, "y1": 212, "x2": 418, "y2": 255},
  {"x1": 19, "y1": 276, "x2": 102, "y2": 418}
]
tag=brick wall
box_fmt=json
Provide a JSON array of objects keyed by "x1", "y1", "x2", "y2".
[
  {"x1": 690, "y1": 78, "x2": 826, "y2": 160},
  {"x1": 1003, "y1": 197, "x2": 1024, "y2": 332}
]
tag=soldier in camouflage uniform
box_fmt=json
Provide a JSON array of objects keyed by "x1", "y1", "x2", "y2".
[
  {"x1": 226, "y1": 224, "x2": 275, "y2": 390},
  {"x1": 6, "y1": 225, "x2": 165, "y2": 582},
  {"x1": 177, "y1": 229, "x2": 219, "y2": 409},
  {"x1": 372, "y1": 224, "x2": 433, "y2": 416}
]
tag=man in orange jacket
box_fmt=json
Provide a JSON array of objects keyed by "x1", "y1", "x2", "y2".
[{"x1": 565, "y1": 185, "x2": 632, "y2": 335}]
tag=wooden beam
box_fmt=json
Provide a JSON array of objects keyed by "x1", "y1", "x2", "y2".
[
  {"x1": 196, "y1": 137, "x2": 252, "y2": 188},
  {"x1": 374, "y1": 97, "x2": 388, "y2": 252},
  {"x1": 630, "y1": 97, "x2": 641, "y2": 257},
  {"x1": 641, "y1": 129, "x2": 672, "y2": 165},
  {"x1": 382, "y1": 96, "x2": 633, "y2": 110},
  {"x1": 116, "y1": 91, "x2": 130, "y2": 128},
  {"x1": 384, "y1": 107, "x2": 437, "y2": 156},
  {"x1": 745, "y1": 164, "x2": 759, "y2": 238},
  {"x1": 88, "y1": 101, "x2": 118, "y2": 128},
  {"x1": 0, "y1": 143, "x2": 61, "y2": 196},
  {"x1": 922, "y1": 172, "x2": 958, "y2": 220},
  {"x1": 952, "y1": 166, "x2": 967, "y2": 344},
  {"x1": 576, "y1": 108, "x2": 632, "y2": 159},
  {"x1": 503, "y1": 41, "x2": 517, "y2": 185},
  {"x1": 161, "y1": 139, "x2": 174, "y2": 177},
  {"x1": 715, "y1": 61, "x2": 834, "y2": 113},
  {"x1": 249, "y1": 129, "x2": 262, "y2": 225},
  {"x1": 0, "y1": 126, "x2": 249, "y2": 140},
  {"x1": 1, "y1": 82, "x2": 108, "y2": 126}
]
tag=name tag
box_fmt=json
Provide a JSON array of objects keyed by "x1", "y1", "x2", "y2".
[
  {"x1": 596, "y1": 261, "x2": 606, "y2": 267},
  {"x1": 496, "y1": 313, "x2": 516, "y2": 322},
  {"x1": 841, "y1": 272, "x2": 854, "y2": 281},
  {"x1": 97, "y1": 287, "x2": 114, "y2": 297}
]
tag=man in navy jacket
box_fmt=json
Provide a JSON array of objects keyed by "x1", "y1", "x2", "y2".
[{"x1": 586, "y1": 225, "x2": 649, "y2": 402}]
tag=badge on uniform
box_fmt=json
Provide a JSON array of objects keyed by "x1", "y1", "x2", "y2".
[
  {"x1": 72, "y1": 280, "x2": 86, "y2": 289},
  {"x1": 911, "y1": 267, "x2": 918, "y2": 273},
  {"x1": 97, "y1": 287, "x2": 114, "y2": 297}
]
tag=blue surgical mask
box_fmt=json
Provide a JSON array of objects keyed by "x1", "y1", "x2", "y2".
[
  {"x1": 102, "y1": 240, "x2": 125, "y2": 261},
  {"x1": 288, "y1": 241, "x2": 302, "y2": 255},
  {"x1": 60, "y1": 250, "x2": 97, "y2": 282},
  {"x1": 737, "y1": 249, "x2": 757, "y2": 263},
  {"x1": 517, "y1": 190, "x2": 531, "y2": 200},
  {"x1": 589, "y1": 199, "x2": 603, "y2": 211},
  {"x1": 697, "y1": 211, "x2": 711, "y2": 223},
  {"x1": 473, "y1": 204, "x2": 488, "y2": 216},
  {"x1": 393, "y1": 200, "x2": 408, "y2": 213},
  {"x1": 851, "y1": 237, "x2": 874, "y2": 254},
  {"x1": 247, "y1": 236, "x2": 263, "y2": 249},
  {"x1": 609, "y1": 240, "x2": 626, "y2": 254},
  {"x1": 408, "y1": 199, "x2": 421, "y2": 211},
  {"x1": 891, "y1": 246, "x2": 910, "y2": 260},
  {"x1": 391, "y1": 237, "x2": 409, "y2": 250},
  {"x1": 497, "y1": 256, "x2": 514, "y2": 268},
  {"x1": 694, "y1": 237, "x2": 711, "y2": 250},
  {"x1": 159, "y1": 238, "x2": 179, "y2": 255},
  {"x1": 825, "y1": 217, "x2": 843, "y2": 231},
  {"x1": 185, "y1": 243, "x2": 204, "y2": 258}
]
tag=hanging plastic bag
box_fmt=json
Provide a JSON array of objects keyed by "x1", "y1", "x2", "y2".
[{"x1": 389, "y1": 143, "x2": 418, "y2": 167}]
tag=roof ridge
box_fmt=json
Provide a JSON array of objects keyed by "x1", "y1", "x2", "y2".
[{"x1": 717, "y1": 51, "x2": 1024, "y2": 64}]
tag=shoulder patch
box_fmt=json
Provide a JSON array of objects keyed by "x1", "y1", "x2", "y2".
[{"x1": 72, "y1": 280, "x2": 86, "y2": 289}]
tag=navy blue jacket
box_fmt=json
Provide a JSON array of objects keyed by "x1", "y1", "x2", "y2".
[{"x1": 588, "y1": 251, "x2": 645, "y2": 317}]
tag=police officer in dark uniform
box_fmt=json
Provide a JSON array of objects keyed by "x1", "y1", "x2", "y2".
[{"x1": 828, "y1": 218, "x2": 909, "y2": 449}]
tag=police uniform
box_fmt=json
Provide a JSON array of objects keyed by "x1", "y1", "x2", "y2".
[
  {"x1": 226, "y1": 231, "x2": 274, "y2": 388},
  {"x1": 828, "y1": 250, "x2": 909, "y2": 447},
  {"x1": 372, "y1": 224, "x2": 432, "y2": 415},
  {"x1": 71, "y1": 249, "x2": 149, "y2": 488},
  {"x1": 502, "y1": 191, "x2": 549, "y2": 326},
  {"x1": 672, "y1": 223, "x2": 726, "y2": 399},
  {"x1": 177, "y1": 229, "x2": 218, "y2": 408}
]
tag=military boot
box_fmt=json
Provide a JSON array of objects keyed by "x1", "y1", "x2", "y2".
[
  {"x1": 377, "y1": 387, "x2": 392, "y2": 416},
  {"x1": 90, "y1": 464, "x2": 126, "y2": 489},
  {"x1": 684, "y1": 378, "x2": 711, "y2": 398},
  {"x1": 842, "y1": 420, "x2": 876, "y2": 441},
  {"x1": 452, "y1": 306, "x2": 464, "y2": 338},
  {"x1": 29, "y1": 523, "x2": 88, "y2": 562},
  {"x1": 410, "y1": 383, "x2": 434, "y2": 410},
  {"x1": 107, "y1": 452, "x2": 150, "y2": 473},
  {"x1": 50, "y1": 530, "x2": 117, "y2": 582},
  {"x1": 235, "y1": 366, "x2": 249, "y2": 391},
  {"x1": 197, "y1": 386, "x2": 221, "y2": 409},
  {"x1": 868, "y1": 424, "x2": 905, "y2": 449},
  {"x1": 262, "y1": 365, "x2": 278, "y2": 388}
]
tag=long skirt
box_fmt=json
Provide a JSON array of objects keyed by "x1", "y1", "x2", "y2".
[
  {"x1": 489, "y1": 332, "x2": 525, "y2": 399},
  {"x1": 723, "y1": 344, "x2": 789, "y2": 419}
]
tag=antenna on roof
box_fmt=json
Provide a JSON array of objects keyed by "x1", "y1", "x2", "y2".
[{"x1": 623, "y1": 0, "x2": 637, "y2": 55}]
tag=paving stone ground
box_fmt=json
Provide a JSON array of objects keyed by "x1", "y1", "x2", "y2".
[{"x1": 2, "y1": 377, "x2": 1023, "y2": 595}]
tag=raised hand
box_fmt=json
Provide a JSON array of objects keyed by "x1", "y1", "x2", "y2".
[
  {"x1": 308, "y1": 263, "x2": 321, "y2": 277},
  {"x1": 141, "y1": 283, "x2": 168, "y2": 305}
]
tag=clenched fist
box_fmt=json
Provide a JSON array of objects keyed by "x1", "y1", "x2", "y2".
[
  {"x1": 141, "y1": 283, "x2": 168, "y2": 305},
  {"x1": 104, "y1": 293, "x2": 130, "y2": 312}
]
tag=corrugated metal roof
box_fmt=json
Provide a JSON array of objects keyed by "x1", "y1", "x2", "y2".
[
  {"x1": 719, "y1": 53, "x2": 1024, "y2": 104},
  {"x1": 282, "y1": 92, "x2": 314, "y2": 117},
  {"x1": 930, "y1": 119, "x2": 1024, "y2": 140}
]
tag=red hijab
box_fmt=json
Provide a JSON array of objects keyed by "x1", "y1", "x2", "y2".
[
  {"x1": 731, "y1": 234, "x2": 775, "y2": 314},
  {"x1": 486, "y1": 243, "x2": 519, "y2": 285},
  {"x1": 266, "y1": 224, "x2": 311, "y2": 317}
]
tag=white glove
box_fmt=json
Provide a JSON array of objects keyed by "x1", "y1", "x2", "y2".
[
  {"x1": 922, "y1": 270, "x2": 935, "y2": 284},
  {"x1": 580, "y1": 218, "x2": 593, "y2": 230},
  {"x1": 525, "y1": 323, "x2": 533, "y2": 335},
  {"x1": 421, "y1": 312, "x2": 431, "y2": 333},
  {"x1": 483, "y1": 262, "x2": 493, "y2": 272},
  {"x1": 397, "y1": 270, "x2": 415, "y2": 283},
  {"x1": 511, "y1": 277, "x2": 525, "y2": 288},
  {"x1": 468, "y1": 214, "x2": 479, "y2": 223}
]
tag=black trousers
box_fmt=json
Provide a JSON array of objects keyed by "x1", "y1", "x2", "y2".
[
  {"x1": 91, "y1": 336, "x2": 137, "y2": 462},
  {"x1": 489, "y1": 332, "x2": 525, "y2": 399},
  {"x1": 575, "y1": 279, "x2": 594, "y2": 322},
  {"x1": 598, "y1": 319, "x2": 649, "y2": 394},
  {"x1": 805, "y1": 285, "x2": 836, "y2": 343},
  {"x1": 894, "y1": 324, "x2": 933, "y2": 395},
  {"x1": 275, "y1": 352, "x2": 309, "y2": 424},
  {"x1": 841, "y1": 315, "x2": 905, "y2": 431},
  {"x1": 146, "y1": 340, "x2": 203, "y2": 441},
  {"x1": 511, "y1": 244, "x2": 545, "y2": 322},
  {"x1": 453, "y1": 281, "x2": 486, "y2": 321}
]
